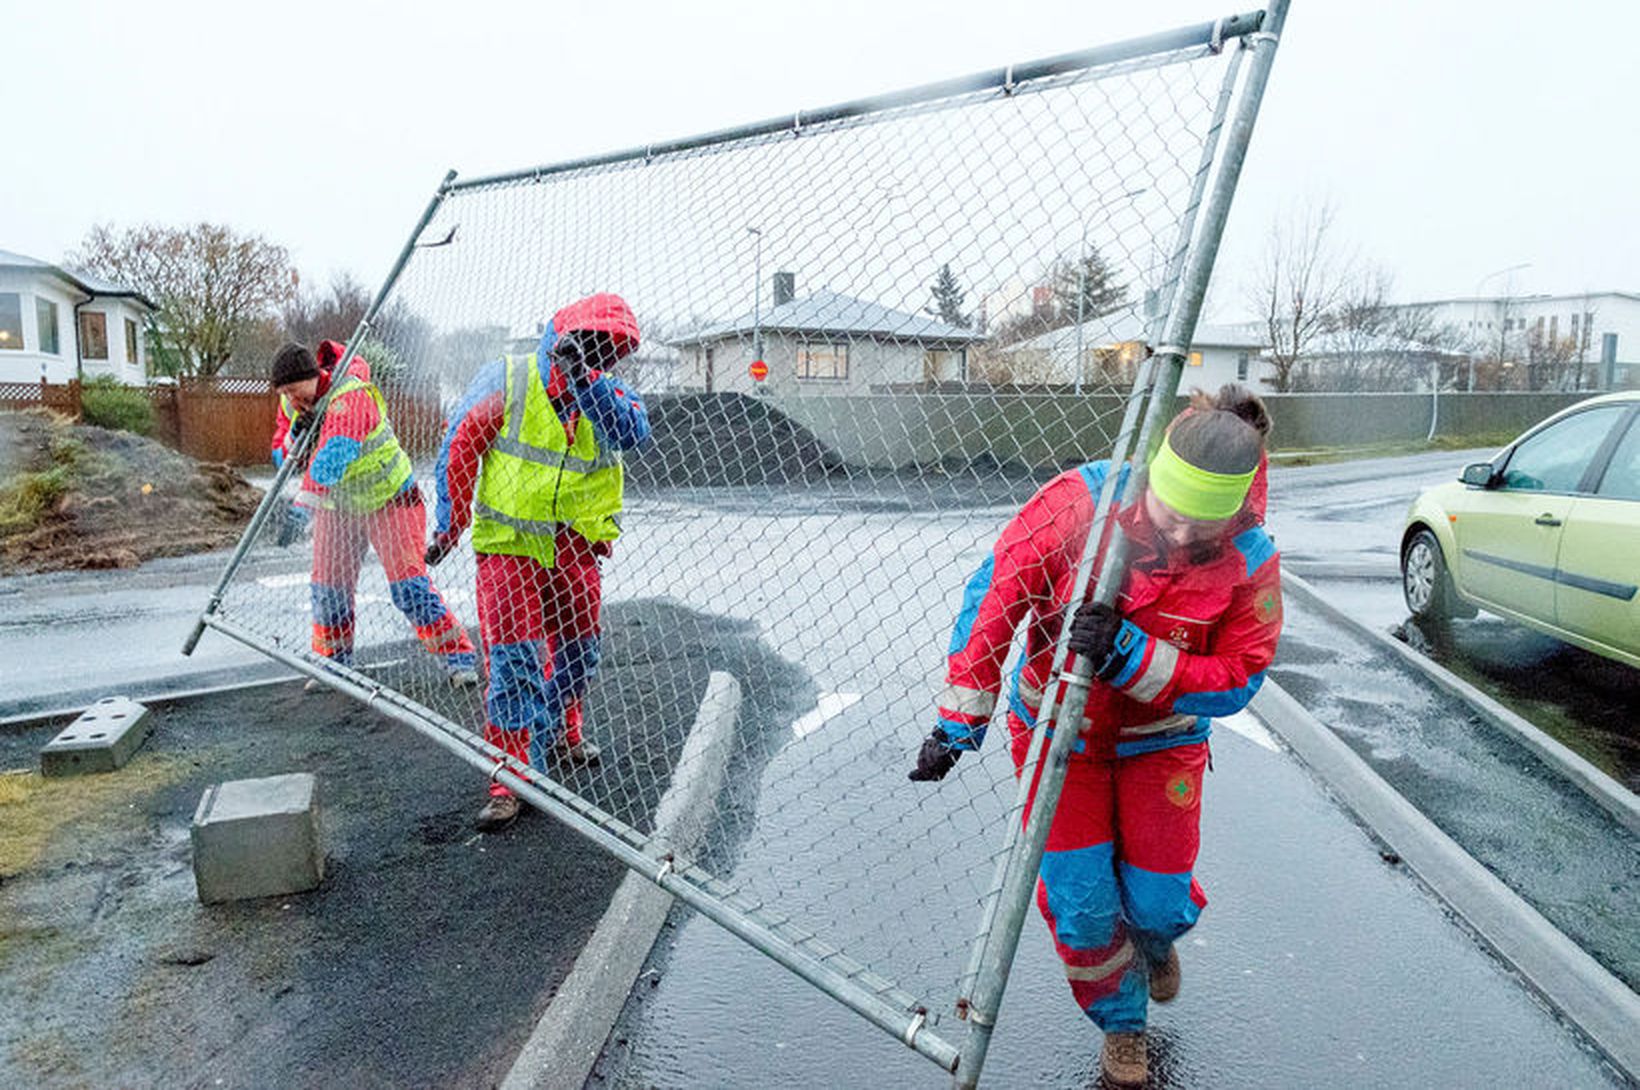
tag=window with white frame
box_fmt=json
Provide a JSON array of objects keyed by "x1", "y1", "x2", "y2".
[
  {"x1": 0, "y1": 293, "x2": 23, "y2": 350},
  {"x1": 797, "y1": 341, "x2": 848, "y2": 381},
  {"x1": 36, "y1": 297, "x2": 60, "y2": 354},
  {"x1": 1236, "y1": 353, "x2": 1249, "y2": 381},
  {"x1": 80, "y1": 311, "x2": 108, "y2": 360}
]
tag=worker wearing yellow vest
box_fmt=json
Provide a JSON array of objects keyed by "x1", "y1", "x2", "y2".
[
  {"x1": 428, "y1": 295, "x2": 651, "y2": 831},
  {"x1": 269, "y1": 341, "x2": 478, "y2": 685}
]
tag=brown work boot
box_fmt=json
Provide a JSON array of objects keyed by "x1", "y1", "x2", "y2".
[
  {"x1": 1101, "y1": 1031, "x2": 1148, "y2": 1087},
  {"x1": 1149, "y1": 946, "x2": 1180, "y2": 1003},
  {"x1": 475, "y1": 787, "x2": 521, "y2": 832}
]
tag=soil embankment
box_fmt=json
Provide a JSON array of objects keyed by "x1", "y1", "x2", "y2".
[{"x1": 0, "y1": 410, "x2": 261, "y2": 574}]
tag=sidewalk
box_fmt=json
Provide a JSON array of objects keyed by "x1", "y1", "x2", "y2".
[{"x1": 594, "y1": 712, "x2": 1625, "y2": 1089}]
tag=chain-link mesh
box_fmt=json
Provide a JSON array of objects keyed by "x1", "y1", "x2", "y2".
[{"x1": 200, "y1": 20, "x2": 1269, "y2": 1075}]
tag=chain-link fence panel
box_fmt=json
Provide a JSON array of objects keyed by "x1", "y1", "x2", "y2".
[{"x1": 190, "y1": 10, "x2": 1283, "y2": 1081}]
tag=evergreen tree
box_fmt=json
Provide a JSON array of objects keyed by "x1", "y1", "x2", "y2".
[
  {"x1": 926, "y1": 263, "x2": 971, "y2": 329},
  {"x1": 1050, "y1": 247, "x2": 1129, "y2": 327}
]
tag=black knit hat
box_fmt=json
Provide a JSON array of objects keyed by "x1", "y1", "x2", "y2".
[{"x1": 270, "y1": 342, "x2": 320, "y2": 388}]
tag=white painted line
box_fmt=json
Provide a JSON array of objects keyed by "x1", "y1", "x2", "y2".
[
  {"x1": 1218, "y1": 709, "x2": 1280, "y2": 752},
  {"x1": 256, "y1": 572, "x2": 309, "y2": 588},
  {"x1": 791, "y1": 692, "x2": 863, "y2": 739}
]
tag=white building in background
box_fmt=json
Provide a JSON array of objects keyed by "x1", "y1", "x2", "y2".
[
  {"x1": 1003, "y1": 304, "x2": 1272, "y2": 390},
  {"x1": 1395, "y1": 291, "x2": 1640, "y2": 386},
  {"x1": 0, "y1": 249, "x2": 155, "y2": 385}
]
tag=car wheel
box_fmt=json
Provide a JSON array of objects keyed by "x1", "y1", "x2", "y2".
[{"x1": 1402, "y1": 528, "x2": 1454, "y2": 621}]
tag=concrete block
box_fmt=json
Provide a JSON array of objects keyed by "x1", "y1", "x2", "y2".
[
  {"x1": 40, "y1": 697, "x2": 153, "y2": 777},
  {"x1": 191, "y1": 773, "x2": 324, "y2": 905}
]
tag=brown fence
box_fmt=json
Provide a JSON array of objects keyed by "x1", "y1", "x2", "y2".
[{"x1": 1, "y1": 380, "x2": 443, "y2": 466}]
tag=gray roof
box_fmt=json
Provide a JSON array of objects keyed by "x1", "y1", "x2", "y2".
[
  {"x1": 670, "y1": 288, "x2": 984, "y2": 347},
  {"x1": 0, "y1": 247, "x2": 156, "y2": 310}
]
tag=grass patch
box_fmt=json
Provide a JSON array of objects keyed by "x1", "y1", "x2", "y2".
[
  {"x1": 0, "y1": 466, "x2": 73, "y2": 535},
  {"x1": 0, "y1": 756, "x2": 186, "y2": 877},
  {"x1": 1270, "y1": 433, "x2": 1516, "y2": 468}
]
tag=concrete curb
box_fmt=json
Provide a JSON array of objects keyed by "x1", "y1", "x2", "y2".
[
  {"x1": 500, "y1": 670, "x2": 743, "y2": 1090},
  {"x1": 0, "y1": 666, "x2": 299, "y2": 730},
  {"x1": 1252, "y1": 679, "x2": 1640, "y2": 1082},
  {"x1": 1282, "y1": 569, "x2": 1640, "y2": 837}
]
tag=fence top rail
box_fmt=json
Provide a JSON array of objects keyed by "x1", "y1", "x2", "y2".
[{"x1": 448, "y1": 9, "x2": 1267, "y2": 194}]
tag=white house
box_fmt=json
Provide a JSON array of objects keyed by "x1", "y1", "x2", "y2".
[
  {"x1": 669, "y1": 277, "x2": 983, "y2": 398},
  {"x1": 1392, "y1": 290, "x2": 1639, "y2": 388},
  {"x1": 0, "y1": 248, "x2": 155, "y2": 385},
  {"x1": 1002, "y1": 304, "x2": 1272, "y2": 390}
]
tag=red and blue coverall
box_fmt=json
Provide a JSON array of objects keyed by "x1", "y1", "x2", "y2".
[
  {"x1": 433, "y1": 306, "x2": 651, "y2": 770},
  {"x1": 274, "y1": 341, "x2": 476, "y2": 673},
  {"x1": 936, "y1": 459, "x2": 1282, "y2": 1033}
]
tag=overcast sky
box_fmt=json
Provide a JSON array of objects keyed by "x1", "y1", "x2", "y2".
[{"x1": 3, "y1": 1, "x2": 1632, "y2": 319}]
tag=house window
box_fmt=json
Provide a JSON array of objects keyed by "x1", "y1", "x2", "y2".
[
  {"x1": 797, "y1": 342, "x2": 848, "y2": 381},
  {"x1": 0, "y1": 293, "x2": 22, "y2": 350},
  {"x1": 1236, "y1": 353, "x2": 1249, "y2": 381},
  {"x1": 79, "y1": 311, "x2": 108, "y2": 360},
  {"x1": 1187, "y1": 351, "x2": 1203, "y2": 368},
  {"x1": 36, "y1": 298, "x2": 60, "y2": 355},
  {"x1": 125, "y1": 318, "x2": 139, "y2": 364}
]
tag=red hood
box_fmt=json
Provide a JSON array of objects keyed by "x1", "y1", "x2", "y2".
[
  {"x1": 316, "y1": 339, "x2": 371, "y2": 384},
  {"x1": 551, "y1": 293, "x2": 641, "y2": 356}
]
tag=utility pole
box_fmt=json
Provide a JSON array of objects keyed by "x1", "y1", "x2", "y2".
[
  {"x1": 1072, "y1": 186, "x2": 1146, "y2": 396},
  {"x1": 747, "y1": 225, "x2": 764, "y2": 366}
]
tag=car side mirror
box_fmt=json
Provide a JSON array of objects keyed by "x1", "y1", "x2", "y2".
[{"x1": 1460, "y1": 462, "x2": 1495, "y2": 488}]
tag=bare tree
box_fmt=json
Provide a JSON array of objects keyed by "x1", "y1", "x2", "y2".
[
  {"x1": 282, "y1": 272, "x2": 371, "y2": 347},
  {"x1": 69, "y1": 223, "x2": 297, "y2": 377},
  {"x1": 1248, "y1": 199, "x2": 1353, "y2": 392},
  {"x1": 1291, "y1": 269, "x2": 1466, "y2": 392}
]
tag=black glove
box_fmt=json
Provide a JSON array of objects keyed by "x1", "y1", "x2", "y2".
[
  {"x1": 554, "y1": 330, "x2": 620, "y2": 388},
  {"x1": 288, "y1": 410, "x2": 317, "y2": 439},
  {"x1": 908, "y1": 727, "x2": 962, "y2": 782},
  {"x1": 425, "y1": 532, "x2": 458, "y2": 567},
  {"x1": 1067, "y1": 601, "x2": 1129, "y2": 681}
]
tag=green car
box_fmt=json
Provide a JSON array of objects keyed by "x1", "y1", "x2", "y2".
[{"x1": 1401, "y1": 391, "x2": 1640, "y2": 669}]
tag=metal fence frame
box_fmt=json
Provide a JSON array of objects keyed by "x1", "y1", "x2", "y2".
[{"x1": 183, "y1": 6, "x2": 1290, "y2": 1083}]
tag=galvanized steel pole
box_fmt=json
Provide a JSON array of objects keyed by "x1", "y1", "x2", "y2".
[
  {"x1": 951, "y1": 5, "x2": 1288, "y2": 1085},
  {"x1": 181, "y1": 170, "x2": 459, "y2": 656}
]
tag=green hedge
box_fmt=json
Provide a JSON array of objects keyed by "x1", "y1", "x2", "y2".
[{"x1": 79, "y1": 376, "x2": 155, "y2": 436}]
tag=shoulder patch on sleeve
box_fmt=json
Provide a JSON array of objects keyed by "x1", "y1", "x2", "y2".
[
  {"x1": 1253, "y1": 585, "x2": 1282, "y2": 624},
  {"x1": 1232, "y1": 525, "x2": 1277, "y2": 578}
]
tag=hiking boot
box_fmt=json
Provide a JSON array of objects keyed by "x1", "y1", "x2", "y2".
[
  {"x1": 1149, "y1": 945, "x2": 1180, "y2": 1003},
  {"x1": 1101, "y1": 1032, "x2": 1147, "y2": 1088},
  {"x1": 475, "y1": 789, "x2": 521, "y2": 832},
  {"x1": 551, "y1": 737, "x2": 602, "y2": 766},
  {"x1": 448, "y1": 667, "x2": 480, "y2": 689}
]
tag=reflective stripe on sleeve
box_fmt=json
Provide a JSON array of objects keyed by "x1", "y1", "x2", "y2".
[
  {"x1": 938, "y1": 684, "x2": 997, "y2": 718},
  {"x1": 1124, "y1": 639, "x2": 1180, "y2": 703}
]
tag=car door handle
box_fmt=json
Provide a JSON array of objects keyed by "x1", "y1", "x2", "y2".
[{"x1": 1534, "y1": 513, "x2": 1563, "y2": 527}]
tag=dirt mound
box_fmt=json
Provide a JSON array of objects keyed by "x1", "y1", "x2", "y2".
[
  {"x1": 630, "y1": 393, "x2": 847, "y2": 486},
  {"x1": 0, "y1": 410, "x2": 261, "y2": 574}
]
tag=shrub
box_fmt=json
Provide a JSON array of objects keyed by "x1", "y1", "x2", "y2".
[
  {"x1": 79, "y1": 376, "x2": 155, "y2": 436},
  {"x1": 0, "y1": 466, "x2": 72, "y2": 535}
]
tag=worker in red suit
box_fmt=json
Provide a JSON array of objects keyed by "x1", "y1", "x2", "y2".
[
  {"x1": 429, "y1": 294, "x2": 651, "y2": 831},
  {"x1": 269, "y1": 341, "x2": 477, "y2": 686},
  {"x1": 911, "y1": 385, "x2": 1282, "y2": 1087}
]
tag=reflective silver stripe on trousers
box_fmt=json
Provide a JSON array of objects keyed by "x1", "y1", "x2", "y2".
[
  {"x1": 491, "y1": 434, "x2": 596, "y2": 472},
  {"x1": 475, "y1": 501, "x2": 560, "y2": 536},
  {"x1": 1125, "y1": 640, "x2": 1180, "y2": 704},
  {"x1": 939, "y1": 684, "x2": 997, "y2": 718},
  {"x1": 1118, "y1": 712, "x2": 1196, "y2": 738},
  {"x1": 1061, "y1": 939, "x2": 1134, "y2": 983}
]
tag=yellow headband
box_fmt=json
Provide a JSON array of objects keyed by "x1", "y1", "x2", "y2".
[{"x1": 1147, "y1": 434, "x2": 1256, "y2": 521}]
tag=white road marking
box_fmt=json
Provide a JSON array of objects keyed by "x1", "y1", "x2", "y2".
[
  {"x1": 791, "y1": 692, "x2": 863, "y2": 739},
  {"x1": 1218, "y1": 709, "x2": 1280, "y2": 752},
  {"x1": 256, "y1": 572, "x2": 309, "y2": 588}
]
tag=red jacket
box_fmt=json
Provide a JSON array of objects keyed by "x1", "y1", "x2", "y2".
[
  {"x1": 936, "y1": 459, "x2": 1282, "y2": 759},
  {"x1": 271, "y1": 341, "x2": 392, "y2": 507}
]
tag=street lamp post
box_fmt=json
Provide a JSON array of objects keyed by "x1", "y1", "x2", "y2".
[
  {"x1": 1469, "y1": 261, "x2": 1531, "y2": 392},
  {"x1": 747, "y1": 226, "x2": 764, "y2": 369}
]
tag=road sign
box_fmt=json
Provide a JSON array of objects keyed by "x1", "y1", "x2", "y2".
[{"x1": 750, "y1": 359, "x2": 769, "y2": 381}]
